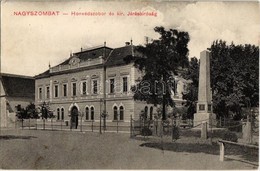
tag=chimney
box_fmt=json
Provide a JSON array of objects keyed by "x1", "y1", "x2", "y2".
[{"x1": 125, "y1": 42, "x2": 130, "y2": 46}]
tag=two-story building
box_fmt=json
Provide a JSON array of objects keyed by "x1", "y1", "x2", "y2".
[{"x1": 35, "y1": 42, "x2": 188, "y2": 128}]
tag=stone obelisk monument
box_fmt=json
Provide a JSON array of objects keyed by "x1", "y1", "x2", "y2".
[{"x1": 194, "y1": 50, "x2": 216, "y2": 127}]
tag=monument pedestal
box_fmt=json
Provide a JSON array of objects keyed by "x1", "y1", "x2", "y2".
[{"x1": 194, "y1": 113, "x2": 216, "y2": 128}]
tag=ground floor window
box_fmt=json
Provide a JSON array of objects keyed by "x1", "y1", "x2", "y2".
[
  {"x1": 144, "y1": 106, "x2": 148, "y2": 119},
  {"x1": 57, "y1": 108, "x2": 60, "y2": 120},
  {"x1": 119, "y1": 106, "x2": 124, "y2": 121},
  {"x1": 61, "y1": 108, "x2": 64, "y2": 120},
  {"x1": 113, "y1": 106, "x2": 118, "y2": 120},
  {"x1": 85, "y1": 107, "x2": 89, "y2": 120},
  {"x1": 90, "y1": 107, "x2": 94, "y2": 120},
  {"x1": 150, "y1": 106, "x2": 153, "y2": 120}
]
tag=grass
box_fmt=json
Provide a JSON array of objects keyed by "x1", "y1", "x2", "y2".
[{"x1": 0, "y1": 129, "x2": 258, "y2": 169}]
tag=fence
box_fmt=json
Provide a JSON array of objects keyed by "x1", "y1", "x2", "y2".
[{"x1": 15, "y1": 118, "x2": 131, "y2": 133}]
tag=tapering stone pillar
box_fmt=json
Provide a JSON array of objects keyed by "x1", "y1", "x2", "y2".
[{"x1": 194, "y1": 50, "x2": 216, "y2": 127}]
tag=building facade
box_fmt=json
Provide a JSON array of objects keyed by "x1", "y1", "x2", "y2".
[
  {"x1": 0, "y1": 73, "x2": 35, "y2": 127},
  {"x1": 35, "y1": 43, "x2": 188, "y2": 128}
]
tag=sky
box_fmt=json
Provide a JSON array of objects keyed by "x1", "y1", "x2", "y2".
[{"x1": 1, "y1": 1, "x2": 259, "y2": 76}]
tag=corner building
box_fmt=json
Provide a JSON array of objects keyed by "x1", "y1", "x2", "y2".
[{"x1": 35, "y1": 43, "x2": 188, "y2": 128}]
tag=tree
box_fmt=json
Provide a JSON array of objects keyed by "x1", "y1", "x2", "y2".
[
  {"x1": 15, "y1": 103, "x2": 39, "y2": 128},
  {"x1": 125, "y1": 26, "x2": 190, "y2": 120},
  {"x1": 26, "y1": 103, "x2": 40, "y2": 119},
  {"x1": 39, "y1": 102, "x2": 54, "y2": 130},
  {"x1": 182, "y1": 57, "x2": 199, "y2": 119},
  {"x1": 183, "y1": 40, "x2": 259, "y2": 120},
  {"x1": 210, "y1": 40, "x2": 259, "y2": 120}
]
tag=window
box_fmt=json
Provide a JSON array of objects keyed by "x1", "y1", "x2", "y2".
[
  {"x1": 113, "y1": 106, "x2": 118, "y2": 120},
  {"x1": 38, "y1": 87, "x2": 42, "y2": 99},
  {"x1": 82, "y1": 81, "x2": 87, "y2": 95},
  {"x1": 144, "y1": 106, "x2": 148, "y2": 119},
  {"x1": 199, "y1": 104, "x2": 205, "y2": 111},
  {"x1": 72, "y1": 82, "x2": 77, "y2": 96},
  {"x1": 61, "y1": 108, "x2": 64, "y2": 120},
  {"x1": 90, "y1": 107, "x2": 94, "y2": 120},
  {"x1": 46, "y1": 86, "x2": 50, "y2": 99},
  {"x1": 119, "y1": 106, "x2": 124, "y2": 121},
  {"x1": 63, "y1": 84, "x2": 67, "y2": 97},
  {"x1": 123, "y1": 77, "x2": 128, "y2": 93},
  {"x1": 150, "y1": 106, "x2": 153, "y2": 120},
  {"x1": 54, "y1": 85, "x2": 59, "y2": 98},
  {"x1": 174, "y1": 81, "x2": 178, "y2": 94},
  {"x1": 183, "y1": 84, "x2": 187, "y2": 93},
  {"x1": 92, "y1": 80, "x2": 98, "y2": 94},
  {"x1": 85, "y1": 107, "x2": 89, "y2": 120},
  {"x1": 57, "y1": 108, "x2": 60, "y2": 120},
  {"x1": 208, "y1": 104, "x2": 212, "y2": 112},
  {"x1": 110, "y1": 79, "x2": 115, "y2": 94}
]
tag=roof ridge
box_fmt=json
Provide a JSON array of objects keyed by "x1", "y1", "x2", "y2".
[{"x1": 0, "y1": 73, "x2": 34, "y2": 79}]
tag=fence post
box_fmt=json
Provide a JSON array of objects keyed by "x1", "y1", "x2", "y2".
[
  {"x1": 80, "y1": 115, "x2": 83, "y2": 132},
  {"x1": 116, "y1": 116, "x2": 118, "y2": 133},
  {"x1": 130, "y1": 115, "x2": 133, "y2": 138},
  {"x1": 201, "y1": 121, "x2": 207, "y2": 139},
  {"x1": 91, "y1": 120, "x2": 93, "y2": 132},
  {"x1": 220, "y1": 142, "x2": 225, "y2": 161},
  {"x1": 171, "y1": 118, "x2": 174, "y2": 141},
  {"x1": 51, "y1": 118, "x2": 53, "y2": 131},
  {"x1": 243, "y1": 121, "x2": 252, "y2": 144}
]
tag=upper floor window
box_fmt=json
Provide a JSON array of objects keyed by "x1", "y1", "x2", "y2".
[
  {"x1": 82, "y1": 81, "x2": 87, "y2": 95},
  {"x1": 72, "y1": 82, "x2": 77, "y2": 96},
  {"x1": 63, "y1": 84, "x2": 67, "y2": 97},
  {"x1": 92, "y1": 80, "x2": 98, "y2": 94},
  {"x1": 110, "y1": 78, "x2": 115, "y2": 94},
  {"x1": 54, "y1": 85, "x2": 59, "y2": 98},
  {"x1": 38, "y1": 87, "x2": 42, "y2": 99},
  {"x1": 123, "y1": 77, "x2": 128, "y2": 93},
  {"x1": 46, "y1": 86, "x2": 50, "y2": 99}
]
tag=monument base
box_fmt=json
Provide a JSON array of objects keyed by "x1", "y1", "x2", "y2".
[{"x1": 193, "y1": 113, "x2": 216, "y2": 128}]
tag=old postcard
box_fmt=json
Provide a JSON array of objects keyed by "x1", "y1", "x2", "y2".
[{"x1": 0, "y1": 0, "x2": 259, "y2": 170}]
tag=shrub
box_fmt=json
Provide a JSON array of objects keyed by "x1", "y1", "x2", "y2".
[
  {"x1": 141, "y1": 127, "x2": 152, "y2": 136},
  {"x1": 172, "y1": 126, "x2": 180, "y2": 140},
  {"x1": 222, "y1": 131, "x2": 238, "y2": 142}
]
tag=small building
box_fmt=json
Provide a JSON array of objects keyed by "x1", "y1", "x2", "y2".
[{"x1": 0, "y1": 73, "x2": 35, "y2": 127}]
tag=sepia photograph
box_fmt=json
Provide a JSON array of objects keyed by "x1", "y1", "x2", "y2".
[{"x1": 0, "y1": 0, "x2": 259, "y2": 170}]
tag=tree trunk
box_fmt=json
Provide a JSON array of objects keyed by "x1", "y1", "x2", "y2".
[{"x1": 162, "y1": 95, "x2": 166, "y2": 120}]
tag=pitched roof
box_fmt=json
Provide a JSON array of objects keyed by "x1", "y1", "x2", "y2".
[
  {"x1": 35, "y1": 45, "x2": 137, "y2": 78},
  {"x1": 60, "y1": 46, "x2": 113, "y2": 65},
  {"x1": 0, "y1": 73, "x2": 35, "y2": 98},
  {"x1": 105, "y1": 45, "x2": 135, "y2": 67}
]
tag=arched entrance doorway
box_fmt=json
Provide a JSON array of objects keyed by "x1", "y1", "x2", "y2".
[{"x1": 70, "y1": 106, "x2": 79, "y2": 129}]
